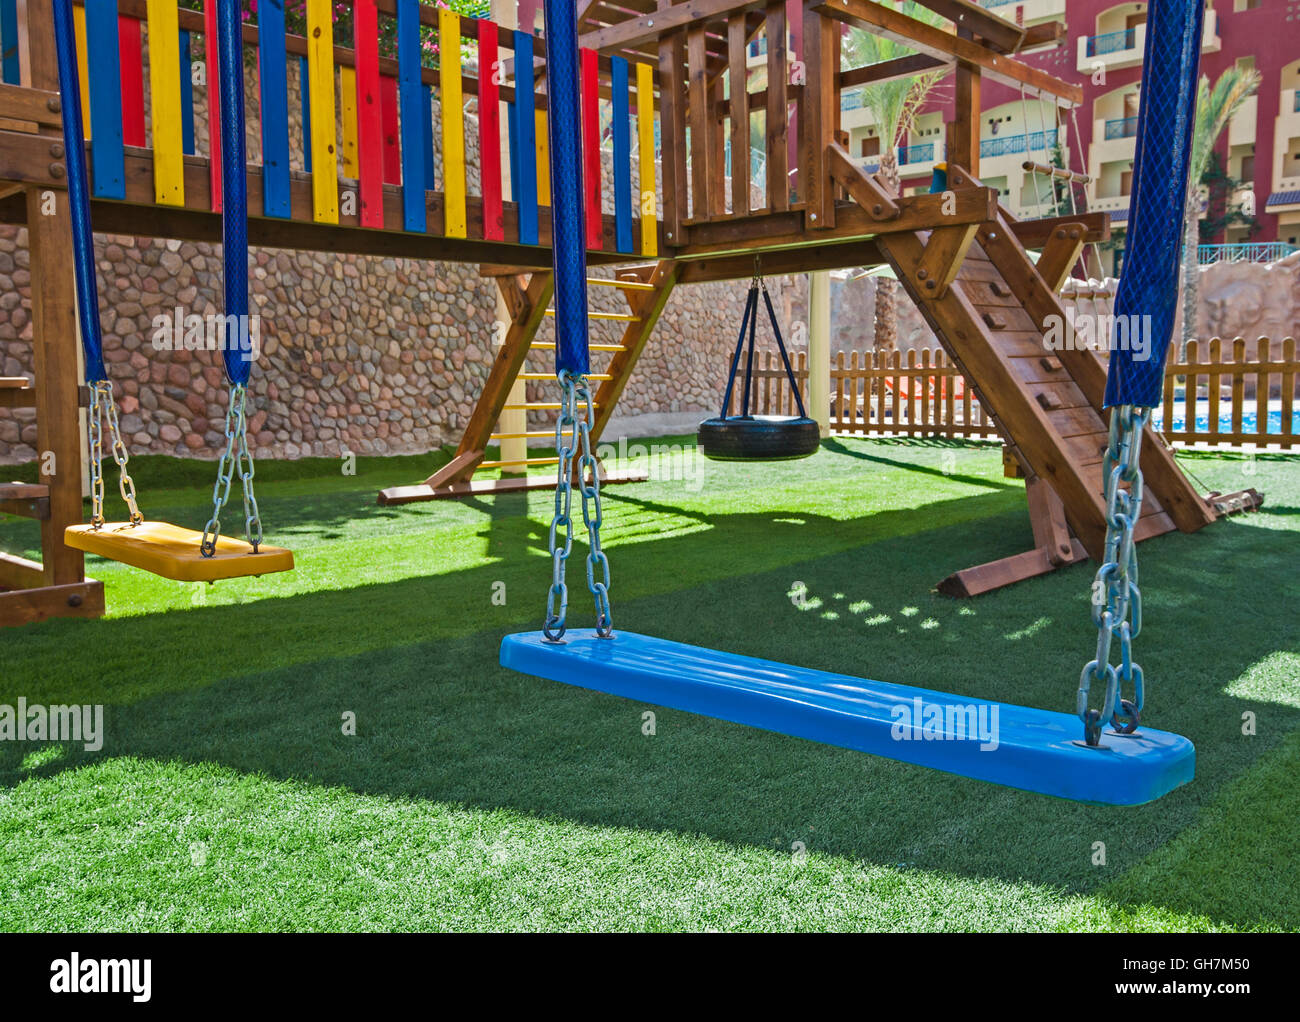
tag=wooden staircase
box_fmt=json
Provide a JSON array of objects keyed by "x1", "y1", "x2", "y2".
[
  {"x1": 871, "y1": 187, "x2": 1219, "y2": 595},
  {"x1": 378, "y1": 260, "x2": 678, "y2": 504}
]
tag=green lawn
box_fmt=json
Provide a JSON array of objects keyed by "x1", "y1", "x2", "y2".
[{"x1": 1, "y1": 437, "x2": 1297, "y2": 932}]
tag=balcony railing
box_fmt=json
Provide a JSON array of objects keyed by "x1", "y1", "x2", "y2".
[
  {"x1": 898, "y1": 142, "x2": 935, "y2": 165},
  {"x1": 842, "y1": 91, "x2": 863, "y2": 112},
  {"x1": 1294, "y1": 89, "x2": 1300, "y2": 113},
  {"x1": 980, "y1": 0, "x2": 1018, "y2": 7},
  {"x1": 1104, "y1": 116, "x2": 1139, "y2": 141},
  {"x1": 1197, "y1": 243, "x2": 1300, "y2": 266},
  {"x1": 979, "y1": 128, "x2": 1058, "y2": 159},
  {"x1": 1085, "y1": 28, "x2": 1137, "y2": 57}
]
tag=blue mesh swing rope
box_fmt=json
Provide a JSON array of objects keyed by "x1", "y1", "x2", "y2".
[
  {"x1": 541, "y1": 0, "x2": 611, "y2": 640},
  {"x1": 52, "y1": 0, "x2": 144, "y2": 528},
  {"x1": 1076, "y1": 0, "x2": 1205, "y2": 746},
  {"x1": 200, "y1": 0, "x2": 262, "y2": 557}
]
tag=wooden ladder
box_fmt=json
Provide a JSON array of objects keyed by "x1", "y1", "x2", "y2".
[
  {"x1": 378, "y1": 260, "x2": 678, "y2": 504},
  {"x1": 870, "y1": 188, "x2": 1222, "y2": 594}
]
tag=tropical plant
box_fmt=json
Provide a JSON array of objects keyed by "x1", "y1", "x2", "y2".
[
  {"x1": 1179, "y1": 66, "x2": 1260, "y2": 352},
  {"x1": 840, "y1": 2, "x2": 949, "y2": 356}
]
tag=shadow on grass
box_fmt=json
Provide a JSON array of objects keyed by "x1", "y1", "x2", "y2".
[{"x1": 3, "y1": 492, "x2": 1296, "y2": 930}]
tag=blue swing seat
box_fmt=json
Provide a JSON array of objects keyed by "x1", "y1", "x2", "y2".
[{"x1": 501, "y1": 630, "x2": 1195, "y2": 805}]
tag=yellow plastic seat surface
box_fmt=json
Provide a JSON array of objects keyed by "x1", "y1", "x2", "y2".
[{"x1": 65, "y1": 521, "x2": 294, "y2": 582}]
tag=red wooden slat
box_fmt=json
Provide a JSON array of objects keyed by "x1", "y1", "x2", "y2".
[
  {"x1": 353, "y1": 0, "x2": 384, "y2": 228},
  {"x1": 580, "y1": 46, "x2": 601, "y2": 250},
  {"x1": 478, "y1": 21, "x2": 503, "y2": 242},
  {"x1": 118, "y1": 16, "x2": 145, "y2": 148},
  {"x1": 380, "y1": 73, "x2": 401, "y2": 186},
  {"x1": 203, "y1": 0, "x2": 221, "y2": 211}
]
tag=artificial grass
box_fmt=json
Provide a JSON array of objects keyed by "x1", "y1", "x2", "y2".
[{"x1": 0, "y1": 437, "x2": 1296, "y2": 931}]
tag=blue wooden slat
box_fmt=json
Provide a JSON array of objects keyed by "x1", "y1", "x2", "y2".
[
  {"x1": 506, "y1": 99, "x2": 519, "y2": 201},
  {"x1": 512, "y1": 31, "x2": 537, "y2": 246},
  {"x1": 257, "y1": 0, "x2": 291, "y2": 218},
  {"x1": 394, "y1": 0, "x2": 425, "y2": 231},
  {"x1": 611, "y1": 55, "x2": 632, "y2": 254},
  {"x1": 83, "y1": 0, "x2": 125, "y2": 199},
  {"x1": 1, "y1": 0, "x2": 19, "y2": 84},
  {"x1": 179, "y1": 30, "x2": 195, "y2": 156},
  {"x1": 421, "y1": 83, "x2": 436, "y2": 191},
  {"x1": 298, "y1": 54, "x2": 311, "y2": 173}
]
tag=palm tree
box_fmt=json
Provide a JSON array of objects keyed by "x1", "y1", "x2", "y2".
[
  {"x1": 1179, "y1": 67, "x2": 1260, "y2": 353},
  {"x1": 841, "y1": 3, "x2": 948, "y2": 356}
]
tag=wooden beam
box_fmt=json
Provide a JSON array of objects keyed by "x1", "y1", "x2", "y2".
[
  {"x1": 676, "y1": 238, "x2": 885, "y2": 282},
  {"x1": 814, "y1": 0, "x2": 1082, "y2": 105},
  {"x1": 839, "y1": 53, "x2": 950, "y2": 90},
  {"x1": 911, "y1": 223, "x2": 979, "y2": 300},
  {"x1": 0, "y1": 83, "x2": 63, "y2": 130},
  {"x1": 0, "y1": 579, "x2": 104, "y2": 627},
  {"x1": 950, "y1": 30, "x2": 981, "y2": 177},
  {"x1": 678, "y1": 186, "x2": 998, "y2": 257},
  {"x1": 727, "y1": 15, "x2": 750, "y2": 217},
  {"x1": 827, "y1": 142, "x2": 900, "y2": 221},
  {"x1": 580, "y1": 0, "x2": 766, "y2": 55},
  {"x1": 908, "y1": 0, "x2": 1024, "y2": 54}
]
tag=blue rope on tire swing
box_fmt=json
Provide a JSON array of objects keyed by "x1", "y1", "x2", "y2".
[{"x1": 697, "y1": 276, "x2": 820, "y2": 462}]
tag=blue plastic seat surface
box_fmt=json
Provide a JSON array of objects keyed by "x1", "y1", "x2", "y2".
[{"x1": 501, "y1": 630, "x2": 1195, "y2": 805}]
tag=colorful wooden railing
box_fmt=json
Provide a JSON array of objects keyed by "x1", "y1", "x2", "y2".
[{"x1": 57, "y1": 0, "x2": 659, "y2": 256}]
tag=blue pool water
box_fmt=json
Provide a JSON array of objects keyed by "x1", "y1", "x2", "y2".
[{"x1": 1152, "y1": 407, "x2": 1300, "y2": 435}]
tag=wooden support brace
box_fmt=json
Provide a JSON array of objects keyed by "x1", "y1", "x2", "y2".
[
  {"x1": 826, "y1": 142, "x2": 899, "y2": 221},
  {"x1": 1034, "y1": 222, "x2": 1087, "y2": 293},
  {"x1": 912, "y1": 223, "x2": 978, "y2": 300}
]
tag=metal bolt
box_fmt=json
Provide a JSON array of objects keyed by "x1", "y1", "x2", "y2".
[
  {"x1": 47, "y1": 96, "x2": 61, "y2": 113},
  {"x1": 67, "y1": 593, "x2": 82, "y2": 607},
  {"x1": 49, "y1": 163, "x2": 65, "y2": 179},
  {"x1": 809, "y1": 213, "x2": 817, "y2": 221},
  {"x1": 50, "y1": 142, "x2": 64, "y2": 158}
]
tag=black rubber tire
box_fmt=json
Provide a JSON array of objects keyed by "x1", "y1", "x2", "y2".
[{"x1": 697, "y1": 415, "x2": 821, "y2": 462}]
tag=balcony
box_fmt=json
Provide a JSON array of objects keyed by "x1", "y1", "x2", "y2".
[
  {"x1": 1077, "y1": 10, "x2": 1218, "y2": 76},
  {"x1": 979, "y1": 128, "x2": 1058, "y2": 160},
  {"x1": 1197, "y1": 243, "x2": 1300, "y2": 265},
  {"x1": 899, "y1": 142, "x2": 935, "y2": 165},
  {"x1": 1104, "y1": 116, "x2": 1138, "y2": 141}
]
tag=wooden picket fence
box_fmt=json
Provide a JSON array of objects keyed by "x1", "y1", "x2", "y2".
[
  {"x1": 729, "y1": 338, "x2": 1300, "y2": 450},
  {"x1": 1162, "y1": 337, "x2": 1300, "y2": 450},
  {"x1": 724, "y1": 348, "x2": 1000, "y2": 439}
]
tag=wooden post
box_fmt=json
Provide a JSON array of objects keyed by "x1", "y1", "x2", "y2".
[
  {"x1": 808, "y1": 269, "x2": 830, "y2": 436},
  {"x1": 657, "y1": 1, "x2": 688, "y2": 246},
  {"x1": 948, "y1": 29, "x2": 980, "y2": 179}
]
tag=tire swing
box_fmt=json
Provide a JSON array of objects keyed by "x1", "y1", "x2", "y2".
[{"x1": 697, "y1": 272, "x2": 820, "y2": 462}]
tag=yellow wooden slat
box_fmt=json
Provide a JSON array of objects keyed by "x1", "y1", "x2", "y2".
[
  {"x1": 543, "y1": 309, "x2": 638, "y2": 321},
  {"x1": 520, "y1": 373, "x2": 613, "y2": 381},
  {"x1": 480, "y1": 457, "x2": 560, "y2": 468},
  {"x1": 530, "y1": 342, "x2": 625, "y2": 351},
  {"x1": 145, "y1": 0, "x2": 184, "y2": 205},
  {"x1": 73, "y1": 5, "x2": 90, "y2": 140},
  {"x1": 306, "y1": 0, "x2": 338, "y2": 224},
  {"x1": 340, "y1": 64, "x2": 359, "y2": 178},
  {"x1": 636, "y1": 61, "x2": 657, "y2": 256},
  {"x1": 439, "y1": 7, "x2": 467, "y2": 238},
  {"x1": 535, "y1": 107, "x2": 550, "y2": 206},
  {"x1": 587, "y1": 276, "x2": 655, "y2": 291}
]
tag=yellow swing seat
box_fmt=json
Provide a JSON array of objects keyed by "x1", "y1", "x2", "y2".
[{"x1": 65, "y1": 521, "x2": 294, "y2": 583}]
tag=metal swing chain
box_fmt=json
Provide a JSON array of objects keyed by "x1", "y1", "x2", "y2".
[
  {"x1": 201, "y1": 383, "x2": 263, "y2": 557},
  {"x1": 543, "y1": 371, "x2": 613, "y2": 641},
  {"x1": 1076, "y1": 404, "x2": 1150, "y2": 745},
  {"x1": 87, "y1": 380, "x2": 143, "y2": 529}
]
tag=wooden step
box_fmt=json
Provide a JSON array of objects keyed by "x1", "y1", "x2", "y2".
[
  {"x1": 543, "y1": 309, "x2": 638, "y2": 322},
  {"x1": 0, "y1": 482, "x2": 50, "y2": 520},
  {"x1": 519, "y1": 372, "x2": 613, "y2": 381},
  {"x1": 587, "y1": 277, "x2": 656, "y2": 291},
  {"x1": 530, "y1": 342, "x2": 626, "y2": 352}
]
